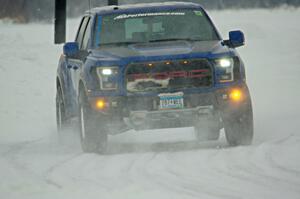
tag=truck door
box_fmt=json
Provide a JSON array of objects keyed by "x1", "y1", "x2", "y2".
[{"x1": 68, "y1": 16, "x2": 91, "y2": 97}]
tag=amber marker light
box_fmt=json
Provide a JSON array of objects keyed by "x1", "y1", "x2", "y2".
[
  {"x1": 229, "y1": 89, "x2": 243, "y2": 102},
  {"x1": 95, "y1": 99, "x2": 106, "y2": 110}
]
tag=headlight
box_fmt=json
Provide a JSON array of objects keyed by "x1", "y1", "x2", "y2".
[
  {"x1": 101, "y1": 68, "x2": 113, "y2": 75},
  {"x1": 219, "y1": 59, "x2": 232, "y2": 68},
  {"x1": 214, "y1": 58, "x2": 234, "y2": 82},
  {"x1": 96, "y1": 67, "x2": 119, "y2": 90}
]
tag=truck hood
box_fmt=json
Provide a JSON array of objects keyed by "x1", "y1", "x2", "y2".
[{"x1": 90, "y1": 40, "x2": 230, "y2": 61}]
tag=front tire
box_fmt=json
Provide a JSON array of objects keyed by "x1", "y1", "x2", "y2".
[
  {"x1": 78, "y1": 89, "x2": 108, "y2": 153},
  {"x1": 56, "y1": 86, "x2": 67, "y2": 132},
  {"x1": 224, "y1": 103, "x2": 253, "y2": 146}
]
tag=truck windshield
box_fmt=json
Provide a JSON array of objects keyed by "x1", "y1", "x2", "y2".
[{"x1": 95, "y1": 9, "x2": 219, "y2": 46}]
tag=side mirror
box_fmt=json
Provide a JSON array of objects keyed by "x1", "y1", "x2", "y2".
[
  {"x1": 228, "y1": 30, "x2": 245, "y2": 48},
  {"x1": 223, "y1": 30, "x2": 245, "y2": 48},
  {"x1": 63, "y1": 42, "x2": 79, "y2": 57}
]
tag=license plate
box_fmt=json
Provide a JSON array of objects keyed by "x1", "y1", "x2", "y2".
[{"x1": 159, "y1": 92, "x2": 184, "y2": 110}]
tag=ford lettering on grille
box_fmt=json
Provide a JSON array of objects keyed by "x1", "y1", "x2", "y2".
[{"x1": 126, "y1": 59, "x2": 213, "y2": 92}]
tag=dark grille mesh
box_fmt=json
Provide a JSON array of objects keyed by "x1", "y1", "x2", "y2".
[{"x1": 126, "y1": 59, "x2": 213, "y2": 92}]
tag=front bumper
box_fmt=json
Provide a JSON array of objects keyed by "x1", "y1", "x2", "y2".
[
  {"x1": 125, "y1": 105, "x2": 215, "y2": 130},
  {"x1": 87, "y1": 82, "x2": 252, "y2": 131}
]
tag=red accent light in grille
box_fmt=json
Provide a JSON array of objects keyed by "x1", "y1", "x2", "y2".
[{"x1": 128, "y1": 69, "x2": 209, "y2": 81}]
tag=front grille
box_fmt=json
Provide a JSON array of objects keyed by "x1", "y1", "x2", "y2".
[{"x1": 126, "y1": 59, "x2": 213, "y2": 92}]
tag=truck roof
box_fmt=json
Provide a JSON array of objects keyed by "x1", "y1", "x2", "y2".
[{"x1": 89, "y1": 1, "x2": 204, "y2": 15}]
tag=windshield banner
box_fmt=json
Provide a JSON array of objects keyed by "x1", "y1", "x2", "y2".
[{"x1": 114, "y1": 12, "x2": 185, "y2": 20}]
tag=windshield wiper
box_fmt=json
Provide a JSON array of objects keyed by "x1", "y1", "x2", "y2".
[
  {"x1": 98, "y1": 41, "x2": 144, "y2": 47},
  {"x1": 149, "y1": 38, "x2": 202, "y2": 43}
]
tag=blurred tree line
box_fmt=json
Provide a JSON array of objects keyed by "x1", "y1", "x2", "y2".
[{"x1": 0, "y1": 0, "x2": 299, "y2": 22}]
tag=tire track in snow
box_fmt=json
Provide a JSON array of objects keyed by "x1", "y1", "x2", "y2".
[
  {"x1": 1, "y1": 136, "x2": 83, "y2": 190},
  {"x1": 122, "y1": 149, "x2": 239, "y2": 199},
  {"x1": 163, "y1": 150, "x2": 246, "y2": 199},
  {"x1": 39, "y1": 143, "x2": 229, "y2": 198},
  {"x1": 265, "y1": 135, "x2": 300, "y2": 176},
  {"x1": 44, "y1": 153, "x2": 83, "y2": 189},
  {"x1": 0, "y1": 138, "x2": 63, "y2": 189},
  {"x1": 202, "y1": 144, "x2": 300, "y2": 197},
  {"x1": 161, "y1": 143, "x2": 300, "y2": 199}
]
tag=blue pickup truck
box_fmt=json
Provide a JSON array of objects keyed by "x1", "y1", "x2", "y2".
[{"x1": 56, "y1": 2, "x2": 253, "y2": 153}]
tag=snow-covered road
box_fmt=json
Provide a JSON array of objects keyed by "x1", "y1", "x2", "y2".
[{"x1": 0, "y1": 9, "x2": 300, "y2": 199}]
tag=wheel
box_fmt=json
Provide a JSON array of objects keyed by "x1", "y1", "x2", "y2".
[
  {"x1": 78, "y1": 89, "x2": 108, "y2": 153},
  {"x1": 194, "y1": 117, "x2": 220, "y2": 141},
  {"x1": 56, "y1": 86, "x2": 67, "y2": 132},
  {"x1": 224, "y1": 103, "x2": 253, "y2": 146}
]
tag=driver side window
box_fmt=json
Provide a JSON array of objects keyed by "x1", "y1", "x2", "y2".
[
  {"x1": 76, "y1": 17, "x2": 89, "y2": 49},
  {"x1": 82, "y1": 17, "x2": 92, "y2": 50}
]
